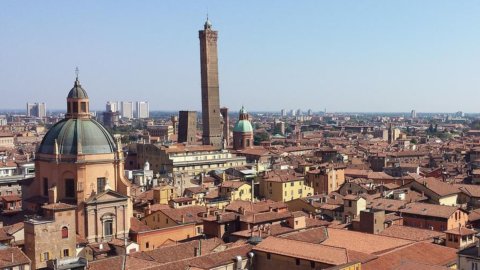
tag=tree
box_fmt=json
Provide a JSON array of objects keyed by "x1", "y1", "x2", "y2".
[{"x1": 254, "y1": 132, "x2": 270, "y2": 145}]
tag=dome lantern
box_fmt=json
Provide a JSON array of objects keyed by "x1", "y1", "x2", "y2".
[{"x1": 66, "y1": 71, "x2": 90, "y2": 119}]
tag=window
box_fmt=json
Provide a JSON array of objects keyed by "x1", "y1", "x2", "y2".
[
  {"x1": 267, "y1": 253, "x2": 271, "y2": 260},
  {"x1": 296, "y1": 258, "x2": 300, "y2": 265},
  {"x1": 81, "y1": 102, "x2": 87, "y2": 113},
  {"x1": 43, "y1": 252, "x2": 49, "y2": 261},
  {"x1": 146, "y1": 242, "x2": 150, "y2": 249},
  {"x1": 61, "y1": 227, "x2": 68, "y2": 239},
  {"x1": 63, "y1": 249, "x2": 69, "y2": 257},
  {"x1": 104, "y1": 220, "x2": 113, "y2": 236},
  {"x1": 65, "y1": 179, "x2": 75, "y2": 198},
  {"x1": 73, "y1": 102, "x2": 78, "y2": 113},
  {"x1": 43, "y1": 178, "x2": 49, "y2": 196},
  {"x1": 290, "y1": 182, "x2": 294, "y2": 187},
  {"x1": 310, "y1": 261, "x2": 315, "y2": 268},
  {"x1": 97, "y1": 178, "x2": 106, "y2": 193}
]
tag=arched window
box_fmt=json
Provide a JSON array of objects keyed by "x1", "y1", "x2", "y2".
[
  {"x1": 65, "y1": 179, "x2": 75, "y2": 198},
  {"x1": 61, "y1": 226, "x2": 68, "y2": 239}
]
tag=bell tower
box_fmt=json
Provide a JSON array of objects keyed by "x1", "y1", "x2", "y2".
[{"x1": 199, "y1": 18, "x2": 223, "y2": 148}]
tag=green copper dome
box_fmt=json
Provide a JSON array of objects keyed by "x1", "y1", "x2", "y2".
[
  {"x1": 38, "y1": 118, "x2": 116, "y2": 155},
  {"x1": 233, "y1": 120, "x2": 253, "y2": 133}
]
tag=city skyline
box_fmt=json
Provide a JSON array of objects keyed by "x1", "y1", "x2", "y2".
[{"x1": 1, "y1": 1, "x2": 480, "y2": 112}]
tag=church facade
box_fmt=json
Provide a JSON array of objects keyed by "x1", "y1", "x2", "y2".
[{"x1": 23, "y1": 76, "x2": 132, "y2": 243}]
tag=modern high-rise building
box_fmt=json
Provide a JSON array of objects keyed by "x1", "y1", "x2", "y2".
[
  {"x1": 178, "y1": 111, "x2": 197, "y2": 145},
  {"x1": 26, "y1": 102, "x2": 47, "y2": 118},
  {"x1": 199, "y1": 18, "x2": 222, "y2": 148},
  {"x1": 136, "y1": 101, "x2": 149, "y2": 119},
  {"x1": 120, "y1": 101, "x2": 134, "y2": 119},
  {"x1": 281, "y1": 109, "x2": 286, "y2": 117},
  {"x1": 290, "y1": 109, "x2": 296, "y2": 117},
  {"x1": 106, "y1": 101, "x2": 118, "y2": 112},
  {"x1": 411, "y1": 110, "x2": 417, "y2": 119}
]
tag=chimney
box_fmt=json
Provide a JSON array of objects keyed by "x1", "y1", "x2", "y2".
[
  {"x1": 48, "y1": 186, "x2": 57, "y2": 204},
  {"x1": 181, "y1": 215, "x2": 185, "y2": 224}
]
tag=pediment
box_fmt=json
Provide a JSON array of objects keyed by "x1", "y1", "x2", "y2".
[{"x1": 86, "y1": 189, "x2": 128, "y2": 204}]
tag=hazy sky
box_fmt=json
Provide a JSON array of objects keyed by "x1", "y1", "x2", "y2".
[{"x1": 1, "y1": 1, "x2": 480, "y2": 113}]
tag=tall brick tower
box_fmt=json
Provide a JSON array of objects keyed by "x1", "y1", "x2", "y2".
[{"x1": 199, "y1": 18, "x2": 223, "y2": 148}]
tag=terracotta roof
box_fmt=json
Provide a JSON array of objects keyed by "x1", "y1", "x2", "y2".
[
  {"x1": 184, "y1": 186, "x2": 207, "y2": 194},
  {"x1": 469, "y1": 208, "x2": 480, "y2": 222},
  {"x1": 343, "y1": 194, "x2": 362, "y2": 201},
  {"x1": 225, "y1": 200, "x2": 287, "y2": 214},
  {"x1": 156, "y1": 205, "x2": 206, "y2": 224},
  {"x1": 41, "y1": 202, "x2": 76, "y2": 211},
  {"x1": 0, "y1": 247, "x2": 30, "y2": 268},
  {"x1": 0, "y1": 228, "x2": 13, "y2": 242},
  {"x1": 362, "y1": 242, "x2": 457, "y2": 270},
  {"x1": 219, "y1": 181, "x2": 249, "y2": 189},
  {"x1": 0, "y1": 222, "x2": 23, "y2": 236},
  {"x1": 455, "y1": 184, "x2": 480, "y2": 198},
  {"x1": 170, "y1": 197, "x2": 195, "y2": 203},
  {"x1": 410, "y1": 177, "x2": 459, "y2": 197},
  {"x1": 130, "y1": 217, "x2": 151, "y2": 233},
  {"x1": 261, "y1": 170, "x2": 304, "y2": 183},
  {"x1": 281, "y1": 227, "x2": 328, "y2": 244},
  {"x1": 151, "y1": 243, "x2": 252, "y2": 270},
  {"x1": 399, "y1": 202, "x2": 460, "y2": 219},
  {"x1": 129, "y1": 238, "x2": 224, "y2": 264},
  {"x1": 321, "y1": 228, "x2": 413, "y2": 255},
  {"x1": 88, "y1": 255, "x2": 159, "y2": 270},
  {"x1": 368, "y1": 198, "x2": 407, "y2": 212},
  {"x1": 444, "y1": 226, "x2": 476, "y2": 236},
  {"x1": 240, "y1": 211, "x2": 292, "y2": 224},
  {"x1": 0, "y1": 195, "x2": 21, "y2": 202},
  {"x1": 253, "y1": 236, "x2": 352, "y2": 266},
  {"x1": 378, "y1": 225, "x2": 444, "y2": 241}
]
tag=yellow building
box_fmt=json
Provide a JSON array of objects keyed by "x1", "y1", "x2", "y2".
[
  {"x1": 259, "y1": 170, "x2": 314, "y2": 202},
  {"x1": 219, "y1": 181, "x2": 252, "y2": 201},
  {"x1": 152, "y1": 184, "x2": 177, "y2": 205}
]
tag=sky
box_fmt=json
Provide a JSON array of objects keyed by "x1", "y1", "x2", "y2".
[{"x1": 1, "y1": 1, "x2": 480, "y2": 113}]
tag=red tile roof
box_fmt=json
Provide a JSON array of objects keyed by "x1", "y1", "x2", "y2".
[
  {"x1": 253, "y1": 236, "x2": 351, "y2": 266},
  {"x1": 399, "y1": 202, "x2": 460, "y2": 219},
  {"x1": 362, "y1": 242, "x2": 457, "y2": 270},
  {"x1": 378, "y1": 225, "x2": 444, "y2": 241},
  {"x1": 0, "y1": 247, "x2": 30, "y2": 268},
  {"x1": 321, "y1": 228, "x2": 413, "y2": 255}
]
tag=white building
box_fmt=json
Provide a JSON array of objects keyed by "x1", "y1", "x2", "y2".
[
  {"x1": 26, "y1": 102, "x2": 47, "y2": 118},
  {"x1": 106, "y1": 101, "x2": 118, "y2": 112},
  {"x1": 136, "y1": 101, "x2": 149, "y2": 119},
  {"x1": 120, "y1": 101, "x2": 134, "y2": 119}
]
